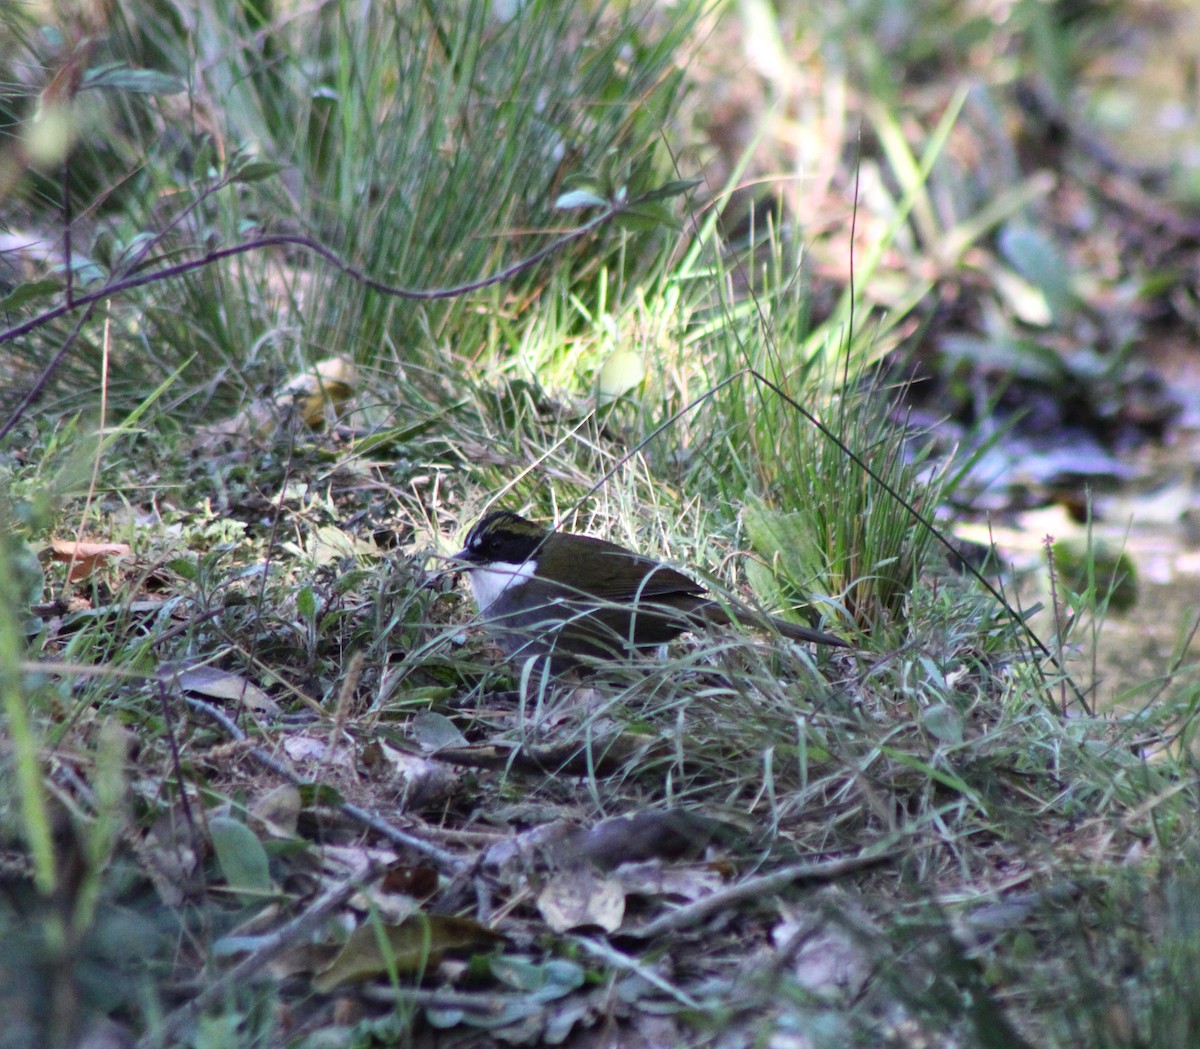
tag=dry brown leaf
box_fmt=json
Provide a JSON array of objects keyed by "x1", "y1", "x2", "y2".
[
  {"x1": 381, "y1": 862, "x2": 439, "y2": 898},
  {"x1": 359, "y1": 739, "x2": 459, "y2": 810},
  {"x1": 49, "y1": 539, "x2": 131, "y2": 582}
]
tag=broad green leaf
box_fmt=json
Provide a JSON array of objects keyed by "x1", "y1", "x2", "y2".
[
  {"x1": 165, "y1": 556, "x2": 198, "y2": 581},
  {"x1": 743, "y1": 503, "x2": 826, "y2": 590},
  {"x1": 616, "y1": 202, "x2": 680, "y2": 232},
  {"x1": 490, "y1": 955, "x2": 585, "y2": 1000},
  {"x1": 411, "y1": 711, "x2": 469, "y2": 750},
  {"x1": 744, "y1": 557, "x2": 782, "y2": 611},
  {"x1": 297, "y1": 782, "x2": 343, "y2": 808},
  {"x1": 209, "y1": 816, "x2": 272, "y2": 897},
  {"x1": 296, "y1": 585, "x2": 318, "y2": 621},
  {"x1": 0, "y1": 279, "x2": 63, "y2": 312}
]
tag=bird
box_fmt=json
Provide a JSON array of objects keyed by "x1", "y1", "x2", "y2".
[{"x1": 452, "y1": 509, "x2": 847, "y2": 670}]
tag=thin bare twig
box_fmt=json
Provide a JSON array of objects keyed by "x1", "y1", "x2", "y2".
[
  {"x1": 178, "y1": 692, "x2": 467, "y2": 875},
  {"x1": 627, "y1": 849, "x2": 902, "y2": 940},
  {"x1": 0, "y1": 204, "x2": 624, "y2": 348},
  {"x1": 137, "y1": 858, "x2": 387, "y2": 1049},
  {"x1": 0, "y1": 199, "x2": 624, "y2": 439}
]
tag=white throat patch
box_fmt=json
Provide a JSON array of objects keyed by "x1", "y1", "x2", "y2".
[{"x1": 467, "y1": 559, "x2": 538, "y2": 613}]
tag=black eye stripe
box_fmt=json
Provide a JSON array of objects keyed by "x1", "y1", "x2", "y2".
[{"x1": 463, "y1": 512, "x2": 542, "y2": 561}]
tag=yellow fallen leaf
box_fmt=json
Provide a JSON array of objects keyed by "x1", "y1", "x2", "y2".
[
  {"x1": 313, "y1": 915, "x2": 504, "y2": 992},
  {"x1": 189, "y1": 356, "x2": 358, "y2": 447},
  {"x1": 281, "y1": 356, "x2": 357, "y2": 429}
]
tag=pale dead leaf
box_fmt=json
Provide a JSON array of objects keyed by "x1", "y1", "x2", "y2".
[
  {"x1": 133, "y1": 809, "x2": 199, "y2": 908},
  {"x1": 282, "y1": 734, "x2": 333, "y2": 763},
  {"x1": 537, "y1": 868, "x2": 626, "y2": 933},
  {"x1": 306, "y1": 524, "x2": 381, "y2": 565},
  {"x1": 321, "y1": 845, "x2": 398, "y2": 881},
  {"x1": 773, "y1": 903, "x2": 874, "y2": 999},
  {"x1": 250, "y1": 783, "x2": 302, "y2": 837},
  {"x1": 482, "y1": 821, "x2": 582, "y2": 876},
  {"x1": 614, "y1": 860, "x2": 725, "y2": 903},
  {"x1": 177, "y1": 664, "x2": 280, "y2": 716}
]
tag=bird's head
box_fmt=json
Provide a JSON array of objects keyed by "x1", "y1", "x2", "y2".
[{"x1": 454, "y1": 510, "x2": 549, "y2": 568}]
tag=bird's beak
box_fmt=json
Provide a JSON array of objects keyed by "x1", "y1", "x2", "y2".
[
  {"x1": 420, "y1": 551, "x2": 473, "y2": 592},
  {"x1": 444, "y1": 549, "x2": 473, "y2": 571}
]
